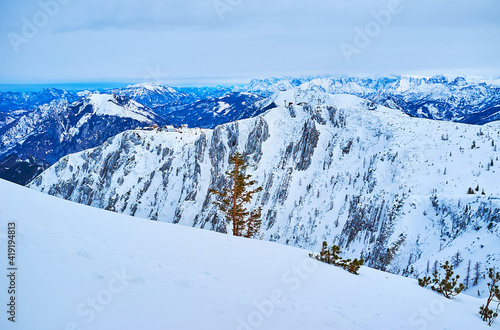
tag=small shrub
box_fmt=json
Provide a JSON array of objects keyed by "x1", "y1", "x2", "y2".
[
  {"x1": 310, "y1": 241, "x2": 364, "y2": 275},
  {"x1": 418, "y1": 261, "x2": 465, "y2": 298}
]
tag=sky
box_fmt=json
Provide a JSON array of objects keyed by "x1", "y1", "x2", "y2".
[{"x1": 0, "y1": 0, "x2": 499, "y2": 86}]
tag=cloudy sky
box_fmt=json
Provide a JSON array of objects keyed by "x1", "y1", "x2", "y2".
[{"x1": 0, "y1": 0, "x2": 499, "y2": 85}]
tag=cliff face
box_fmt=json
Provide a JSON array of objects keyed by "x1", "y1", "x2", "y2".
[{"x1": 29, "y1": 90, "x2": 500, "y2": 280}]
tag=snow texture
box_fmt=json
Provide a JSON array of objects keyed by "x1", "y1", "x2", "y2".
[{"x1": 0, "y1": 179, "x2": 496, "y2": 330}]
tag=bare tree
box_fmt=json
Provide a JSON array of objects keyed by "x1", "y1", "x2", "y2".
[
  {"x1": 464, "y1": 259, "x2": 471, "y2": 289},
  {"x1": 433, "y1": 260, "x2": 439, "y2": 274},
  {"x1": 452, "y1": 251, "x2": 463, "y2": 267},
  {"x1": 473, "y1": 261, "x2": 482, "y2": 286}
]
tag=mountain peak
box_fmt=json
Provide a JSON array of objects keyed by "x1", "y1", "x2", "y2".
[
  {"x1": 127, "y1": 82, "x2": 171, "y2": 92},
  {"x1": 85, "y1": 93, "x2": 154, "y2": 123}
]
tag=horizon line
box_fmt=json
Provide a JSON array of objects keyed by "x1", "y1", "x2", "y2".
[{"x1": 1, "y1": 73, "x2": 499, "y2": 93}]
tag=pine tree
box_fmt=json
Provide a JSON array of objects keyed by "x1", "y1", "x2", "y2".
[
  {"x1": 210, "y1": 152, "x2": 263, "y2": 237},
  {"x1": 246, "y1": 207, "x2": 263, "y2": 239},
  {"x1": 310, "y1": 241, "x2": 364, "y2": 275},
  {"x1": 418, "y1": 261, "x2": 465, "y2": 299},
  {"x1": 479, "y1": 268, "x2": 500, "y2": 326}
]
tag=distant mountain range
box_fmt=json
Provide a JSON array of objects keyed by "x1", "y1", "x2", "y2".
[
  {"x1": 241, "y1": 75, "x2": 500, "y2": 123},
  {"x1": 1, "y1": 75, "x2": 499, "y2": 186},
  {"x1": 0, "y1": 93, "x2": 165, "y2": 185},
  {"x1": 108, "y1": 83, "x2": 195, "y2": 108},
  {"x1": 0, "y1": 88, "x2": 80, "y2": 112},
  {"x1": 0, "y1": 84, "x2": 264, "y2": 184}
]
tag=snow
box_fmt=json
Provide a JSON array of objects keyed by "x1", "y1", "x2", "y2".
[
  {"x1": 0, "y1": 179, "x2": 496, "y2": 329},
  {"x1": 87, "y1": 94, "x2": 154, "y2": 123},
  {"x1": 216, "y1": 101, "x2": 231, "y2": 114}
]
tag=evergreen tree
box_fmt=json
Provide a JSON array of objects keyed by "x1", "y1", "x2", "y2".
[
  {"x1": 210, "y1": 152, "x2": 263, "y2": 237},
  {"x1": 246, "y1": 207, "x2": 263, "y2": 239},
  {"x1": 310, "y1": 241, "x2": 364, "y2": 275},
  {"x1": 418, "y1": 261, "x2": 465, "y2": 299},
  {"x1": 479, "y1": 268, "x2": 500, "y2": 326}
]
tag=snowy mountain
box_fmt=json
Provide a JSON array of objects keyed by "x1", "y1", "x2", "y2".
[
  {"x1": 30, "y1": 89, "x2": 500, "y2": 290},
  {"x1": 0, "y1": 88, "x2": 264, "y2": 185},
  {"x1": 0, "y1": 109, "x2": 29, "y2": 130},
  {"x1": 107, "y1": 83, "x2": 238, "y2": 110},
  {"x1": 0, "y1": 93, "x2": 165, "y2": 165},
  {"x1": 160, "y1": 92, "x2": 265, "y2": 128},
  {"x1": 243, "y1": 76, "x2": 500, "y2": 125},
  {"x1": 241, "y1": 77, "x2": 308, "y2": 96},
  {"x1": 0, "y1": 178, "x2": 495, "y2": 330},
  {"x1": 0, "y1": 88, "x2": 79, "y2": 112},
  {"x1": 107, "y1": 83, "x2": 195, "y2": 108}
]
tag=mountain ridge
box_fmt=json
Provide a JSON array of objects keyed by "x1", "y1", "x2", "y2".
[{"x1": 29, "y1": 89, "x2": 500, "y2": 291}]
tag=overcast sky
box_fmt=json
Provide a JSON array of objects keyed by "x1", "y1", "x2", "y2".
[{"x1": 0, "y1": 0, "x2": 499, "y2": 85}]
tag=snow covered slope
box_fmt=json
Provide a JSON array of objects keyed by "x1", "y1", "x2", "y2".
[
  {"x1": 0, "y1": 179, "x2": 496, "y2": 329},
  {"x1": 30, "y1": 90, "x2": 500, "y2": 289},
  {"x1": 0, "y1": 93, "x2": 165, "y2": 165}
]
